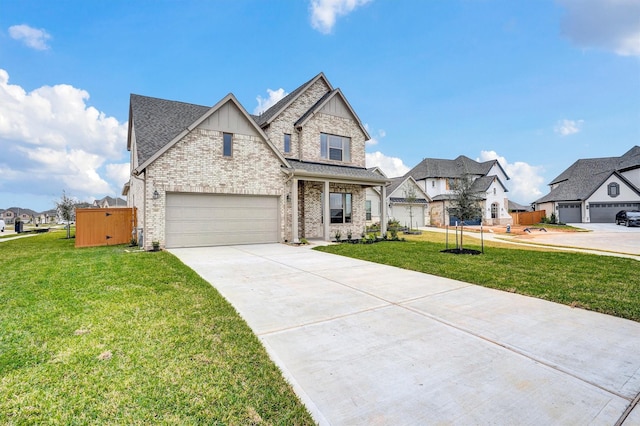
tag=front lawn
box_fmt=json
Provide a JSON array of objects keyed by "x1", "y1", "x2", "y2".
[
  {"x1": 315, "y1": 233, "x2": 640, "y2": 322},
  {"x1": 0, "y1": 231, "x2": 313, "y2": 424}
]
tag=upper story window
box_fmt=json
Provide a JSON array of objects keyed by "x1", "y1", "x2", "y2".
[
  {"x1": 284, "y1": 133, "x2": 291, "y2": 153},
  {"x1": 321, "y1": 133, "x2": 350, "y2": 162},
  {"x1": 493, "y1": 188, "x2": 497, "y2": 195},
  {"x1": 223, "y1": 133, "x2": 233, "y2": 157},
  {"x1": 608, "y1": 182, "x2": 620, "y2": 197}
]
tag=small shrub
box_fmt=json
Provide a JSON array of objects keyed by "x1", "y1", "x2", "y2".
[
  {"x1": 300, "y1": 238, "x2": 309, "y2": 245},
  {"x1": 334, "y1": 230, "x2": 342, "y2": 242},
  {"x1": 346, "y1": 229, "x2": 352, "y2": 240},
  {"x1": 550, "y1": 213, "x2": 557, "y2": 224}
]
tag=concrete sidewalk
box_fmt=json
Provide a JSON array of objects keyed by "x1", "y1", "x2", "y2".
[{"x1": 170, "y1": 244, "x2": 640, "y2": 425}]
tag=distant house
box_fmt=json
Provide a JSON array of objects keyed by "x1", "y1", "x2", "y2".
[
  {"x1": 404, "y1": 155, "x2": 512, "y2": 226},
  {"x1": 534, "y1": 146, "x2": 640, "y2": 223},
  {"x1": 508, "y1": 200, "x2": 532, "y2": 213},
  {"x1": 93, "y1": 196, "x2": 127, "y2": 208},
  {"x1": 366, "y1": 175, "x2": 431, "y2": 228}
]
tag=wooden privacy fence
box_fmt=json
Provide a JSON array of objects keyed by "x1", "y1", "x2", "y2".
[
  {"x1": 75, "y1": 207, "x2": 137, "y2": 248},
  {"x1": 510, "y1": 210, "x2": 546, "y2": 226}
]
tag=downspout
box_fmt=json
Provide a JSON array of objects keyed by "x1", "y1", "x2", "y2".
[{"x1": 131, "y1": 170, "x2": 146, "y2": 248}]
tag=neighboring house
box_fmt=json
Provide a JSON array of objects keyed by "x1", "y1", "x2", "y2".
[
  {"x1": 534, "y1": 146, "x2": 640, "y2": 223},
  {"x1": 1, "y1": 208, "x2": 35, "y2": 224},
  {"x1": 36, "y1": 209, "x2": 58, "y2": 224},
  {"x1": 124, "y1": 73, "x2": 389, "y2": 249},
  {"x1": 404, "y1": 155, "x2": 512, "y2": 226},
  {"x1": 93, "y1": 196, "x2": 126, "y2": 208},
  {"x1": 366, "y1": 176, "x2": 431, "y2": 228},
  {"x1": 508, "y1": 200, "x2": 532, "y2": 213}
]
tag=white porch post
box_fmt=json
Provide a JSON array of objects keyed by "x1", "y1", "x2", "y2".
[
  {"x1": 380, "y1": 184, "x2": 387, "y2": 236},
  {"x1": 323, "y1": 180, "x2": 330, "y2": 241},
  {"x1": 292, "y1": 178, "x2": 299, "y2": 243}
]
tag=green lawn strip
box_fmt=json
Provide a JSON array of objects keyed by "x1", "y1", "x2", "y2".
[
  {"x1": 0, "y1": 232, "x2": 313, "y2": 425},
  {"x1": 314, "y1": 239, "x2": 640, "y2": 322}
]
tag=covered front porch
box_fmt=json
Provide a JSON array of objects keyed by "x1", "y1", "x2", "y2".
[{"x1": 285, "y1": 160, "x2": 389, "y2": 242}]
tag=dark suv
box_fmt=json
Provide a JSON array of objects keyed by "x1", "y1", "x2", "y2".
[{"x1": 615, "y1": 210, "x2": 640, "y2": 227}]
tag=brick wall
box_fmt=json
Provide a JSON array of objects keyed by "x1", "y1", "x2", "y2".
[{"x1": 143, "y1": 128, "x2": 286, "y2": 248}]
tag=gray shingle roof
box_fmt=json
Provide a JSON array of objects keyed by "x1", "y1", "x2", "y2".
[
  {"x1": 254, "y1": 73, "x2": 325, "y2": 127},
  {"x1": 536, "y1": 146, "x2": 640, "y2": 203},
  {"x1": 406, "y1": 155, "x2": 505, "y2": 180},
  {"x1": 287, "y1": 160, "x2": 388, "y2": 183},
  {"x1": 130, "y1": 94, "x2": 210, "y2": 165}
]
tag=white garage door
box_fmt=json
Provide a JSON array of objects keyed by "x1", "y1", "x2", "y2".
[
  {"x1": 391, "y1": 204, "x2": 425, "y2": 228},
  {"x1": 165, "y1": 193, "x2": 279, "y2": 248}
]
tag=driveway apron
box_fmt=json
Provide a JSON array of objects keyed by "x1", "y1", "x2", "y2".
[{"x1": 170, "y1": 244, "x2": 640, "y2": 425}]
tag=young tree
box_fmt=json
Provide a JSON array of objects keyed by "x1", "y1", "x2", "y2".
[
  {"x1": 404, "y1": 186, "x2": 417, "y2": 230},
  {"x1": 56, "y1": 190, "x2": 76, "y2": 239},
  {"x1": 447, "y1": 175, "x2": 483, "y2": 251}
]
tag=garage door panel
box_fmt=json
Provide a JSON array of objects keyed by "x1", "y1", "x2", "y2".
[
  {"x1": 558, "y1": 203, "x2": 581, "y2": 223},
  {"x1": 589, "y1": 202, "x2": 640, "y2": 223},
  {"x1": 166, "y1": 193, "x2": 279, "y2": 248}
]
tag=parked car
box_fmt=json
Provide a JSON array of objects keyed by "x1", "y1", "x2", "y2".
[{"x1": 615, "y1": 210, "x2": 640, "y2": 227}]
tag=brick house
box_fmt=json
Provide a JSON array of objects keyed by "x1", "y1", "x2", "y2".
[{"x1": 124, "y1": 73, "x2": 389, "y2": 249}]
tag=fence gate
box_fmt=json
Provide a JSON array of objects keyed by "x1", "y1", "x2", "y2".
[{"x1": 75, "y1": 208, "x2": 137, "y2": 248}]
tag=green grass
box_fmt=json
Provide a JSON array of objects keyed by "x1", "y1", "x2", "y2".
[
  {"x1": 0, "y1": 231, "x2": 314, "y2": 425},
  {"x1": 315, "y1": 234, "x2": 640, "y2": 322}
]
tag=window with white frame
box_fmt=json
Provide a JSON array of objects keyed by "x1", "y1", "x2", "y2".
[
  {"x1": 320, "y1": 133, "x2": 350, "y2": 162},
  {"x1": 284, "y1": 133, "x2": 291, "y2": 153},
  {"x1": 330, "y1": 193, "x2": 352, "y2": 223},
  {"x1": 365, "y1": 200, "x2": 372, "y2": 220},
  {"x1": 223, "y1": 132, "x2": 233, "y2": 157}
]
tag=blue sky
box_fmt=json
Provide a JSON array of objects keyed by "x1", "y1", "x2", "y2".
[{"x1": 1, "y1": 0, "x2": 638, "y2": 211}]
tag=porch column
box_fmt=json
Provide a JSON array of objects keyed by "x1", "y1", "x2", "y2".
[
  {"x1": 380, "y1": 184, "x2": 387, "y2": 236},
  {"x1": 323, "y1": 180, "x2": 330, "y2": 241},
  {"x1": 291, "y1": 178, "x2": 299, "y2": 243}
]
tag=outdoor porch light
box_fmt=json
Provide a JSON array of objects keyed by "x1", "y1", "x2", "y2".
[{"x1": 152, "y1": 190, "x2": 159, "y2": 200}]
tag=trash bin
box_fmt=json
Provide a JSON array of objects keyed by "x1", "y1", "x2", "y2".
[
  {"x1": 15, "y1": 220, "x2": 23, "y2": 233},
  {"x1": 506, "y1": 224, "x2": 511, "y2": 233}
]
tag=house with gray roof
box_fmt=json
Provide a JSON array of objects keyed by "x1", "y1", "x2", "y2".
[
  {"x1": 92, "y1": 196, "x2": 126, "y2": 208},
  {"x1": 124, "y1": 73, "x2": 389, "y2": 249},
  {"x1": 403, "y1": 155, "x2": 512, "y2": 226},
  {"x1": 534, "y1": 146, "x2": 640, "y2": 223},
  {"x1": 366, "y1": 175, "x2": 431, "y2": 228}
]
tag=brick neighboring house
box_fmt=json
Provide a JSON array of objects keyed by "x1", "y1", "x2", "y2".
[
  {"x1": 404, "y1": 155, "x2": 512, "y2": 226},
  {"x1": 534, "y1": 146, "x2": 640, "y2": 223},
  {"x1": 124, "y1": 73, "x2": 389, "y2": 249}
]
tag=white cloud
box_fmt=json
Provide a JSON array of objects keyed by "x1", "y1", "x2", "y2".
[
  {"x1": 557, "y1": 0, "x2": 640, "y2": 56},
  {"x1": 365, "y1": 151, "x2": 410, "y2": 177},
  {"x1": 554, "y1": 118, "x2": 584, "y2": 136},
  {"x1": 364, "y1": 124, "x2": 386, "y2": 146},
  {"x1": 478, "y1": 150, "x2": 545, "y2": 204},
  {"x1": 0, "y1": 68, "x2": 128, "y2": 205},
  {"x1": 8, "y1": 24, "x2": 51, "y2": 50},
  {"x1": 254, "y1": 88, "x2": 288, "y2": 115},
  {"x1": 105, "y1": 163, "x2": 131, "y2": 190},
  {"x1": 310, "y1": 0, "x2": 372, "y2": 34}
]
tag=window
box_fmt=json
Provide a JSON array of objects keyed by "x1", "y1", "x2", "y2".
[
  {"x1": 491, "y1": 202, "x2": 499, "y2": 219},
  {"x1": 365, "y1": 200, "x2": 372, "y2": 220},
  {"x1": 223, "y1": 133, "x2": 233, "y2": 157},
  {"x1": 608, "y1": 182, "x2": 620, "y2": 198},
  {"x1": 432, "y1": 180, "x2": 435, "y2": 188},
  {"x1": 284, "y1": 133, "x2": 291, "y2": 153},
  {"x1": 446, "y1": 178, "x2": 457, "y2": 190},
  {"x1": 493, "y1": 188, "x2": 497, "y2": 195},
  {"x1": 330, "y1": 193, "x2": 352, "y2": 223},
  {"x1": 320, "y1": 133, "x2": 350, "y2": 162}
]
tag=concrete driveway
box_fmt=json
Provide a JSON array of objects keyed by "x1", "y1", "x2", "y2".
[
  {"x1": 510, "y1": 223, "x2": 640, "y2": 256},
  {"x1": 170, "y1": 244, "x2": 640, "y2": 425}
]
